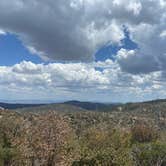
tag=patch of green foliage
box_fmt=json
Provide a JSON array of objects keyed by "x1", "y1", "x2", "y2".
[{"x1": 132, "y1": 142, "x2": 166, "y2": 166}]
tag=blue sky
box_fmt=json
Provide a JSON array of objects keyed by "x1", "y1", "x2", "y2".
[
  {"x1": 0, "y1": 34, "x2": 43, "y2": 66},
  {"x1": 0, "y1": 0, "x2": 166, "y2": 103},
  {"x1": 95, "y1": 28, "x2": 138, "y2": 62}
]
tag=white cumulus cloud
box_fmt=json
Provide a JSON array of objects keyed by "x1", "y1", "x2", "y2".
[{"x1": 0, "y1": 60, "x2": 166, "y2": 102}]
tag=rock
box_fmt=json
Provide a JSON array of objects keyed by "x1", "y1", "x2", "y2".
[{"x1": 0, "y1": 106, "x2": 4, "y2": 110}]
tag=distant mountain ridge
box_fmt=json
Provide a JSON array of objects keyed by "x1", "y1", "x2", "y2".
[
  {"x1": 15, "y1": 103, "x2": 88, "y2": 113},
  {"x1": 0, "y1": 100, "x2": 119, "y2": 110},
  {"x1": 64, "y1": 100, "x2": 118, "y2": 111},
  {"x1": 1, "y1": 99, "x2": 166, "y2": 113},
  {"x1": 0, "y1": 102, "x2": 44, "y2": 109}
]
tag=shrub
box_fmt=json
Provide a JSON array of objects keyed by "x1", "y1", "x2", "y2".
[
  {"x1": 132, "y1": 142, "x2": 166, "y2": 166},
  {"x1": 131, "y1": 123, "x2": 158, "y2": 143},
  {"x1": 73, "y1": 127, "x2": 133, "y2": 166},
  {"x1": 19, "y1": 112, "x2": 75, "y2": 166}
]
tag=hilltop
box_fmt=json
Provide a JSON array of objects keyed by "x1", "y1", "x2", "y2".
[{"x1": 1, "y1": 99, "x2": 163, "y2": 131}]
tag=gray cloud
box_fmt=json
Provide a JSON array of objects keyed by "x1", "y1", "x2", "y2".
[
  {"x1": 0, "y1": 0, "x2": 166, "y2": 75},
  {"x1": 116, "y1": 49, "x2": 161, "y2": 74},
  {"x1": 0, "y1": 0, "x2": 126, "y2": 61}
]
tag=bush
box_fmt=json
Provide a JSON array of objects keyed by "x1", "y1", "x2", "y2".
[
  {"x1": 0, "y1": 111, "x2": 75, "y2": 166},
  {"x1": 131, "y1": 123, "x2": 158, "y2": 143},
  {"x1": 0, "y1": 147, "x2": 18, "y2": 166},
  {"x1": 132, "y1": 142, "x2": 166, "y2": 166},
  {"x1": 73, "y1": 127, "x2": 133, "y2": 166}
]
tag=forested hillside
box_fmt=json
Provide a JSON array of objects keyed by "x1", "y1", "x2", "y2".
[{"x1": 0, "y1": 100, "x2": 166, "y2": 165}]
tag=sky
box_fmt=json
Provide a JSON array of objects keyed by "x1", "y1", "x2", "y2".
[{"x1": 0, "y1": 0, "x2": 166, "y2": 103}]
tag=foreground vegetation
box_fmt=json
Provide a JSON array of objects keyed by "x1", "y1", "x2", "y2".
[{"x1": 0, "y1": 102, "x2": 166, "y2": 165}]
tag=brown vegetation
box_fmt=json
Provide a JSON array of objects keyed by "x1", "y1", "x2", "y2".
[{"x1": 0, "y1": 101, "x2": 166, "y2": 166}]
